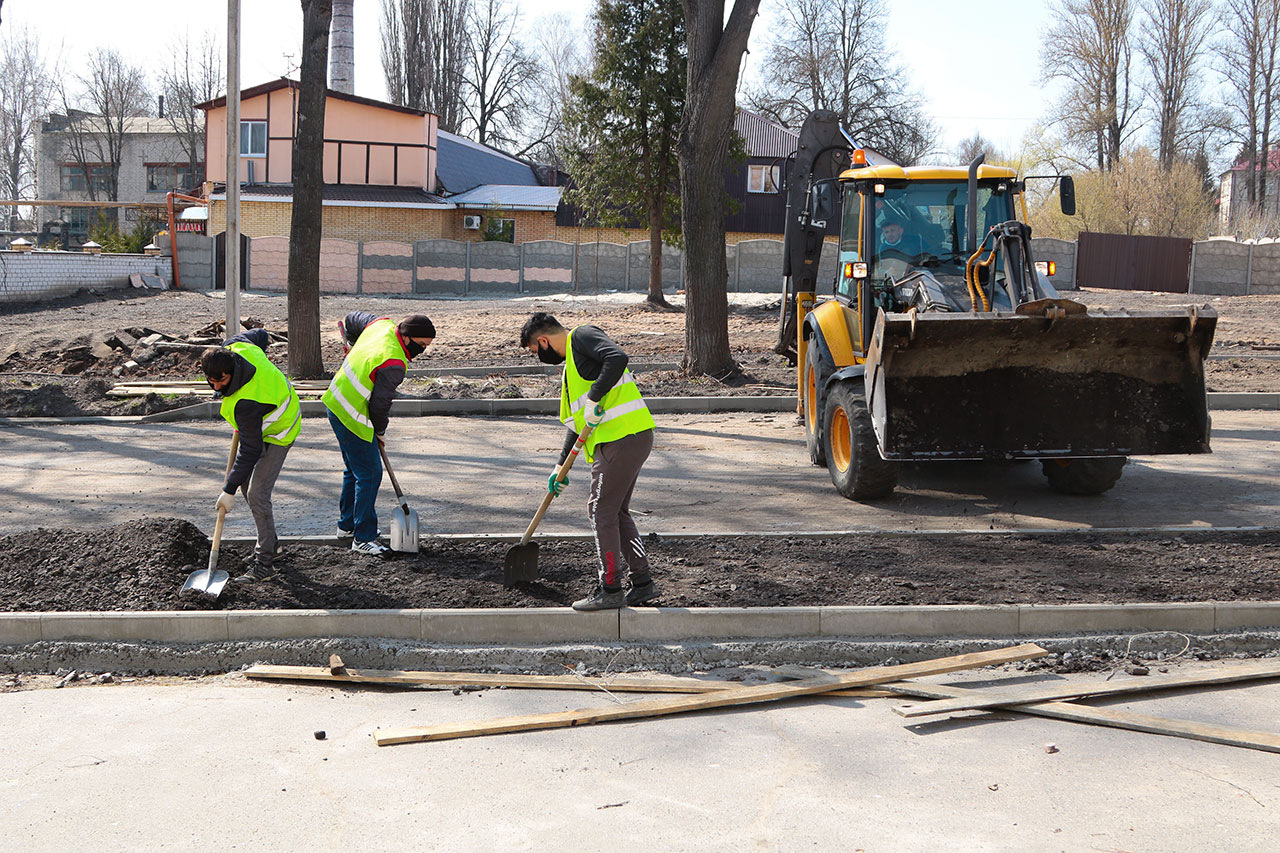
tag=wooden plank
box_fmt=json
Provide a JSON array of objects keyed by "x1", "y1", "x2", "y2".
[
  {"x1": 882, "y1": 682, "x2": 1280, "y2": 754},
  {"x1": 891, "y1": 658, "x2": 1280, "y2": 718},
  {"x1": 371, "y1": 644, "x2": 1047, "y2": 746},
  {"x1": 248, "y1": 664, "x2": 755, "y2": 693},
  {"x1": 244, "y1": 664, "x2": 898, "y2": 698}
]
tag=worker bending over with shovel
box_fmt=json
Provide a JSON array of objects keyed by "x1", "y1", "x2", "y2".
[
  {"x1": 323, "y1": 312, "x2": 435, "y2": 556},
  {"x1": 201, "y1": 328, "x2": 302, "y2": 583},
  {"x1": 520, "y1": 312, "x2": 658, "y2": 610}
]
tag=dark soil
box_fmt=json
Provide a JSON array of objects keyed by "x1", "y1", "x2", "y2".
[{"x1": 3, "y1": 518, "x2": 1277, "y2": 612}]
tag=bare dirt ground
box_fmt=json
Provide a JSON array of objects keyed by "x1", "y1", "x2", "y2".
[
  {"x1": 1, "y1": 518, "x2": 1277, "y2": 613},
  {"x1": 0, "y1": 287, "x2": 1276, "y2": 417}
]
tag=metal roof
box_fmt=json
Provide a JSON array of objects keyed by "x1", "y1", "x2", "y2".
[
  {"x1": 446, "y1": 184, "x2": 562, "y2": 211},
  {"x1": 734, "y1": 109, "x2": 799, "y2": 159},
  {"x1": 436, "y1": 131, "x2": 539, "y2": 194}
]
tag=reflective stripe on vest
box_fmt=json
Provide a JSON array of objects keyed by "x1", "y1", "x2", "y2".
[
  {"x1": 559, "y1": 326, "x2": 655, "y2": 463},
  {"x1": 219, "y1": 342, "x2": 301, "y2": 446},
  {"x1": 322, "y1": 318, "x2": 407, "y2": 442}
]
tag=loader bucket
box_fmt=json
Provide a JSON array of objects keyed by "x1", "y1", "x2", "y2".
[{"x1": 864, "y1": 304, "x2": 1216, "y2": 460}]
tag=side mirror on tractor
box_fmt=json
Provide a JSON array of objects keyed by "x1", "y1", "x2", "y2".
[
  {"x1": 809, "y1": 182, "x2": 836, "y2": 227},
  {"x1": 1059, "y1": 175, "x2": 1076, "y2": 216}
]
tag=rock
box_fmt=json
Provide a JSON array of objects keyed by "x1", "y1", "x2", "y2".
[
  {"x1": 56, "y1": 670, "x2": 79, "y2": 688},
  {"x1": 1044, "y1": 743, "x2": 1060, "y2": 754},
  {"x1": 109, "y1": 330, "x2": 138, "y2": 350},
  {"x1": 1125, "y1": 665, "x2": 1150, "y2": 676},
  {"x1": 313, "y1": 730, "x2": 327, "y2": 740},
  {"x1": 132, "y1": 346, "x2": 158, "y2": 365},
  {"x1": 138, "y1": 334, "x2": 164, "y2": 346},
  {"x1": 97, "y1": 673, "x2": 114, "y2": 684}
]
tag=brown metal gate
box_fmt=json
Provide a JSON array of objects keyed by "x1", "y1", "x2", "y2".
[{"x1": 1076, "y1": 231, "x2": 1192, "y2": 293}]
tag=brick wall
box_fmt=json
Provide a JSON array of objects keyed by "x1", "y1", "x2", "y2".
[{"x1": 0, "y1": 250, "x2": 171, "y2": 302}]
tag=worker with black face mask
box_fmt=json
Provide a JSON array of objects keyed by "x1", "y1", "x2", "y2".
[
  {"x1": 518, "y1": 311, "x2": 659, "y2": 611},
  {"x1": 322, "y1": 312, "x2": 435, "y2": 556}
]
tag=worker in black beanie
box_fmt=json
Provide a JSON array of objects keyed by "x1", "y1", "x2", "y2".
[{"x1": 322, "y1": 311, "x2": 435, "y2": 555}]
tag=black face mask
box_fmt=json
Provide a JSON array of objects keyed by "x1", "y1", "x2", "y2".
[
  {"x1": 406, "y1": 339, "x2": 426, "y2": 358},
  {"x1": 537, "y1": 341, "x2": 564, "y2": 365}
]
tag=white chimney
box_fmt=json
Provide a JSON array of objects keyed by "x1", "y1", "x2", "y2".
[{"x1": 329, "y1": 0, "x2": 355, "y2": 95}]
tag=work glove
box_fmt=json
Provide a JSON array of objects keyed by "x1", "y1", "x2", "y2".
[
  {"x1": 216, "y1": 491, "x2": 235, "y2": 514},
  {"x1": 583, "y1": 402, "x2": 605, "y2": 428},
  {"x1": 547, "y1": 471, "x2": 568, "y2": 497}
]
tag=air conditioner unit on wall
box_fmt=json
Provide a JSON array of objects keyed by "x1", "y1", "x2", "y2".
[{"x1": 462, "y1": 214, "x2": 482, "y2": 230}]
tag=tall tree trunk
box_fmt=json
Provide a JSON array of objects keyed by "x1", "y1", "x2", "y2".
[
  {"x1": 647, "y1": 196, "x2": 668, "y2": 307},
  {"x1": 678, "y1": 0, "x2": 759, "y2": 375},
  {"x1": 288, "y1": 0, "x2": 333, "y2": 379}
]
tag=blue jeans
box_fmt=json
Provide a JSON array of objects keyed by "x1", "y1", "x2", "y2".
[{"x1": 328, "y1": 410, "x2": 382, "y2": 543}]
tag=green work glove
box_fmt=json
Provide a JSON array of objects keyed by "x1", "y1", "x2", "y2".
[
  {"x1": 584, "y1": 402, "x2": 605, "y2": 428},
  {"x1": 547, "y1": 471, "x2": 568, "y2": 497}
]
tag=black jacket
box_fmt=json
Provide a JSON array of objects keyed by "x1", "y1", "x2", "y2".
[
  {"x1": 558, "y1": 325, "x2": 630, "y2": 463},
  {"x1": 342, "y1": 311, "x2": 407, "y2": 436},
  {"x1": 215, "y1": 329, "x2": 276, "y2": 494}
]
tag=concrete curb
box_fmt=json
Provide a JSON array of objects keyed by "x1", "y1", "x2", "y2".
[
  {"x1": 1, "y1": 392, "x2": 1275, "y2": 427},
  {"x1": 3, "y1": 602, "x2": 1278, "y2": 646}
]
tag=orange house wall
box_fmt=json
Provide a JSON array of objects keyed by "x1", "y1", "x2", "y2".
[{"x1": 205, "y1": 90, "x2": 436, "y2": 190}]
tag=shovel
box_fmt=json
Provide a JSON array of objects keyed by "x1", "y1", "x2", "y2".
[
  {"x1": 504, "y1": 424, "x2": 594, "y2": 586},
  {"x1": 181, "y1": 433, "x2": 239, "y2": 598},
  {"x1": 379, "y1": 444, "x2": 419, "y2": 553}
]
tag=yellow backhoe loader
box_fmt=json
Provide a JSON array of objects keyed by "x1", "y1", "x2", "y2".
[{"x1": 776, "y1": 110, "x2": 1215, "y2": 499}]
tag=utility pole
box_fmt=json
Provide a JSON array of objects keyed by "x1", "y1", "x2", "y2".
[{"x1": 225, "y1": 0, "x2": 241, "y2": 336}]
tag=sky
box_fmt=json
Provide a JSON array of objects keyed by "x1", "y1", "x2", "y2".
[{"x1": 4, "y1": 0, "x2": 1059, "y2": 159}]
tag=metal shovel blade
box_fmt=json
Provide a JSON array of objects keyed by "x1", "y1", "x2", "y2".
[
  {"x1": 181, "y1": 554, "x2": 230, "y2": 598},
  {"x1": 389, "y1": 503, "x2": 419, "y2": 553},
  {"x1": 503, "y1": 541, "x2": 540, "y2": 587}
]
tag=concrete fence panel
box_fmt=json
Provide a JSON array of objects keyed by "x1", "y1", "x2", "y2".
[
  {"x1": 1191, "y1": 239, "x2": 1250, "y2": 295},
  {"x1": 468, "y1": 241, "x2": 522, "y2": 294},
  {"x1": 1031, "y1": 237, "x2": 1077, "y2": 290},
  {"x1": 627, "y1": 242, "x2": 682, "y2": 292},
  {"x1": 573, "y1": 242, "x2": 628, "y2": 292},
  {"x1": 414, "y1": 239, "x2": 467, "y2": 295},
  {"x1": 249, "y1": 236, "x2": 289, "y2": 291},
  {"x1": 1248, "y1": 242, "x2": 1280, "y2": 294},
  {"x1": 521, "y1": 240, "x2": 575, "y2": 293},
  {"x1": 361, "y1": 241, "x2": 414, "y2": 294},
  {"x1": 319, "y1": 238, "x2": 359, "y2": 294},
  {"x1": 171, "y1": 233, "x2": 214, "y2": 290},
  {"x1": 736, "y1": 239, "x2": 783, "y2": 293}
]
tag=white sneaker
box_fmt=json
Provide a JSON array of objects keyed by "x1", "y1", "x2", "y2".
[
  {"x1": 352, "y1": 540, "x2": 389, "y2": 556},
  {"x1": 336, "y1": 527, "x2": 354, "y2": 540}
]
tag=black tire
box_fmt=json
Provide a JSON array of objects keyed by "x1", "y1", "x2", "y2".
[
  {"x1": 1040, "y1": 457, "x2": 1127, "y2": 495},
  {"x1": 803, "y1": 338, "x2": 830, "y2": 466},
  {"x1": 823, "y1": 380, "x2": 899, "y2": 500}
]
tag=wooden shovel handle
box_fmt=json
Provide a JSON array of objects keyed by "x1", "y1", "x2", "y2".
[
  {"x1": 225, "y1": 433, "x2": 240, "y2": 478},
  {"x1": 208, "y1": 505, "x2": 228, "y2": 571},
  {"x1": 519, "y1": 424, "x2": 594, "y2": 545},
  {"x1": 378, "y1": 444, "x2": 407, "y2": 503}
]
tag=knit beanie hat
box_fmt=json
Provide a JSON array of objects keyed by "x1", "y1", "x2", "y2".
[{"x1": 398, "y1": 315, "x2": 436, "y2": 339}]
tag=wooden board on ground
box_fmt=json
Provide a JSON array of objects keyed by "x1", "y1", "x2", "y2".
[
  {"x1": 890, "y1": 658, "x2": 1280, "y2": 717},
  {"x1": 882, "y1": 681, "x2": 1280, "y2": 754},
  {"x1": 243, "y1": 664, "x2": 892, "y2": 696},
  {"x1": 371, "y1": 643, "x2": 1047, "y2": 746}
]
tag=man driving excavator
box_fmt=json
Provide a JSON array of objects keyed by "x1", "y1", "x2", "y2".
[{"x1": 879, "y1": 213, "x2": 925, "y2": 260}]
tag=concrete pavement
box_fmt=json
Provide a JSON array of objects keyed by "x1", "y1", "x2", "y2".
[
  {"x1": 1, "y1": 664, "x2": 1276, "y2": 851},
  {"x1": 1, "y1": 410, "x2": 1277, "y2": 538}
]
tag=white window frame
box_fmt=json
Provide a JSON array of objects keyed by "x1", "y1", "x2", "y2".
[
  {"x1": 747, "y1": 164, "x2": 780, "y2": 194},
  {"x1": 240, "y1": 120, "x2": 267, "y2": 157}
]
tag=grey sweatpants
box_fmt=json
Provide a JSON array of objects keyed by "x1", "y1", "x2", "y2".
[
  {"x1": 587, "y1": 428, "x2": 653, "y2": 591},
  {"x1": 241, "y1": 442, "x2": 291, "y2": 567}
]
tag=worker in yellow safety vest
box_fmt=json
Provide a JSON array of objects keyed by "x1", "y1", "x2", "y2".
[
  {"x1": 519, "y1": 311, "x2": 658, "y2": 610},
  {"x1": 201, "y1": 328, "x2": 302, "y2": 582},
  {"x1": 322, "y1": 312, "x2": 435, "y2": 555}
]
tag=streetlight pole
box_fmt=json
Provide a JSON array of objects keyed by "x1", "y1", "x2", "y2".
[{"x1": 225, "y1": 0, "x2": 241, "y2": 336}]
